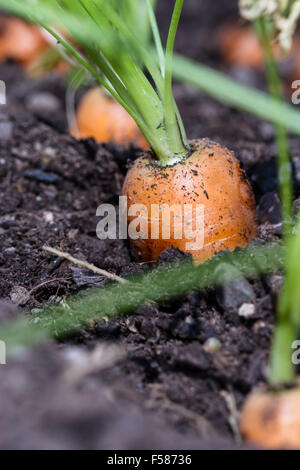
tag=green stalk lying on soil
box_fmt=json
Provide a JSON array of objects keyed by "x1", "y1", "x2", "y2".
[{"x1": 0, "y1": 242, "x2": 284, "y2": 358}]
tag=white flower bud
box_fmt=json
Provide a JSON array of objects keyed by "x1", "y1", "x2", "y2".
[{"x1": 239, "y1": 0, "x2": 300, "y2": 52}]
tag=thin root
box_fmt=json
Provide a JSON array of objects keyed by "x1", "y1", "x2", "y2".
[{"x1": 43, "y1": 245, "x2": 127, "y2": 285}]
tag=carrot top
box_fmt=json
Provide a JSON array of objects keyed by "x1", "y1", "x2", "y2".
[{"x1": 0, "y1": 0, "x2": 190, "y2": 165}]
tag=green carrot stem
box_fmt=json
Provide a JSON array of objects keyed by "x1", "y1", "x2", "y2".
[
  {"x1": 269, "y1": 321, "x2": 295, "y2": 384},
  {"x1": 162, "y1": 0, "x2": 189, "y2": 164},
  {"x1": 255, "y1": 17, "x2": 293, "y2": 241},
  {"x1": 255, "y1": 17, "x2": 296, "y2": 385}
]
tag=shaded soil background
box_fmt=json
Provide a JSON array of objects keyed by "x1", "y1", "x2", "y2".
[{"x1": 0, "y1": 0, "x2": 298, "y2": 450}]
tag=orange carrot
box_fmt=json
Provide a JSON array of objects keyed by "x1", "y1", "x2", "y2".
[
  {"x1": 241, "y1": 386, "x2": 300, "y2": 449},
  {"x1": 219, "y1": 24, "x2": 297, "y2": 69},
  {"x1": 70, "y1": 87, "x2": 149, "y2": 149},
  {"x1": 122, "y1": 139, "x2": 257, "y2": 263},
  {"x1": 0, "y1": 16, "x2": 47, "y2": 68}
]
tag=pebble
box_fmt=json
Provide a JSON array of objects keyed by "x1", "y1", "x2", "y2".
[
  {"x1": 43, "y1": 147, "x2": 57, "y2": 158},
  {"x1": 238, "y1": 303, "x2": 256, "y2": 318},
  {"x1": 26, "y1": 92, "x2": 61, "y2": 115},
  {"x1": 31, "y1": 308, "x2": 43, "y2": 315},
  {"x1": 4, "y1": 247, "x2": 15, "y2": 254},
  {"x1": 24, "y1": 169, "x2": 59, "y2": 184},
  {"x1": 68, "y1": 229, "x2": 79, "y2": 240},
  {"x1": 43, "y1": 211, "x2": 54, "y2": 224},
  {"x1": 203, "y1": 337, "x2": 221, "y2": 353},
  {"x1": 185, "y1": 315, "x2": 194, "y2": 325},
  {"x1": 47, "y1": 295, "x2": 62, "y2": 305},
  {"x1": 10, "y1": 286, "x2": 30, "y2": 306},
  {"x1": 257, "y1": 192, "x2": 281, "y2": 224},
  {"x1": 267, "y1": 274, "x2": 284, "y2": 294},
  {"x1": 215, "y1": 263, "x2": 255, "y2": 311},
  {"x1": 253, "y1": 320, "x2": 267, "y2": 332},
  {"x1": 0, "y1": 215, "x2": 15, "y2": 229},
  {"x1": 43, "y1": 187, "x2": 58, "y2": 199}
]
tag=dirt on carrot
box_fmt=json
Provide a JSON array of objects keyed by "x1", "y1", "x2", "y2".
[{"x1": 122, "y1": 139, "x2": 257, "y2": 263}]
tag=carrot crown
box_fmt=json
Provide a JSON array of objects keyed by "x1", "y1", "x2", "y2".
[{"x1": 1, "y1": 0, "x2": 190, "y2": 166}]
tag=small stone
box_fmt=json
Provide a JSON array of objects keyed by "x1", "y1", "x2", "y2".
[
  {"x1": 26, "y1": 92, "x2": 60, "y2": 115},
  {"x1": 203, "y1": 337, "x2": 221, "y2": 353},
  {"x1": 253, "y1": 320, "x2": 267, "y2": 332},
  {"x1": 185, "y1": 315, "x2": 194, "y2": 325},
  {"x1": 47, "y1": 295, "x2": 62, "y2": 304},
  {"x1": 68, "y1": 229, "x2": 79, "y2": 240},
  {"x1": 43, "y1": 147, "x2": 57, "y2": 158},
  {"x1": 257, "y1": 192, "x2": 281, "y2": 224},
  {"x1": 126, "y1": 318, "x2": 138, "y2": 333},
  {"x1": 215, "y1": 263, "x2": 255, "y2": 311},
  {"x1": 0, "y1": 215, "x2": 14, "y2": 229},
  {"x1": 4, "y1": 246, "x2": 15, "y2": 254},
  {"x1": 267, "y1": 274, "x2": 284, "y2": 294},
  {"x1": 238, "y1": 303, "x2": 256, "y2": 318},
  {"x1": 10, "y1": 286, "x2": 30, "y2": 306},
  {"x1": 43, "y1": 187, "x2": 58, "y2": 199},
  {"x1": 31, "y1": 308, "x2": 43, "y2": 314},
  {"x1": 24, "y1": 169, "x2": 59, "y2": 184},
  {"x1": 43, "y1": 211, "x2": 54, "y2": 224}
]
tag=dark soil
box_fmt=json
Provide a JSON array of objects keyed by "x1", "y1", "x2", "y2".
[{"x1": 0, "y1": 0, "x2": 298, "y2": 450}]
